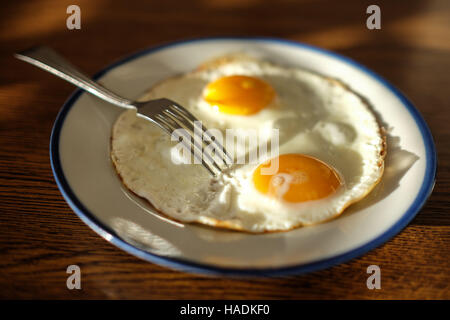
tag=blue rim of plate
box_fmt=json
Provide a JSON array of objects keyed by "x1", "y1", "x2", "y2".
[{"x1": 50, "y1": 37, "x2": 437, "y2": 276}]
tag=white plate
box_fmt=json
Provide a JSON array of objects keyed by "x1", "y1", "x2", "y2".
[{"x1": 51, "y1": 38, "x2": 436, "y2": 276}]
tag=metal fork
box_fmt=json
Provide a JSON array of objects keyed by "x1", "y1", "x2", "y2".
[{"x1": 15, "y1": 46, "x2": 232, "y2": 176}]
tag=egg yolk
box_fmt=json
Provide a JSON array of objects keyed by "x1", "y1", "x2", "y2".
[
  {"x1": 203, "y1": 75, "x2": 275, "y2": 115},
  {"x1": 252, "y1": 154, "x2": 341, "y2": 203}
]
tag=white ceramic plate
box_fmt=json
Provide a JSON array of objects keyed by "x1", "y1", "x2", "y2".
[{"x1": 51, "y1": 38, "x2": 436, "y2": 276}]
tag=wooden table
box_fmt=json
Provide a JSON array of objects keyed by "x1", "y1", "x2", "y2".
[{"x1": 1, "y1": 0, "x2": 448, "y2": 299}]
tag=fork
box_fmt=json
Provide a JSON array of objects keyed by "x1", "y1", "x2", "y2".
[{"x1": 15, "y1": 46, "x2": 232, "y2": 176}]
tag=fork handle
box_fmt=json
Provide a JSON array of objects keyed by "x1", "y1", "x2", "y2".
[{"x1": 15, "y1": 46, "x2": 135, "y2": 109}]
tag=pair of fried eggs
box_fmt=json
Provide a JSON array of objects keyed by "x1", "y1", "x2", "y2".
[{"x1": 111, "y1": 55, "x2": 385, "y2": 233}]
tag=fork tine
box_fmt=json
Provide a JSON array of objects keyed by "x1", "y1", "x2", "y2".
[
  {"x1": 168, "y1": 104, "x2": 233, "y2": 166},
  {"x1": 146, "y1": 116, "x2": 172, "y2": 136},
  {"x1": 163, "y1": 108, "x2": 216, "y2": 165},
  {"x1": 160, "y1": 110, "x2": 223, "y2": 174},
  {"x1": 154, "y1": 114, "x2": 217, "y2": 176},
  {"x1": 154, "y1": 113, "x2": 219, "y2": 176}
]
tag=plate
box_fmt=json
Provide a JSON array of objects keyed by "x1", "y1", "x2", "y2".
[{"x1": 50, "y1": 37, "x2": 436, "y2": 276}]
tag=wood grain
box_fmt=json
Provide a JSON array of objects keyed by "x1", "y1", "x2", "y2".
[{"x1": 0, "y1": 0, "x2": 449, "y2": 299}]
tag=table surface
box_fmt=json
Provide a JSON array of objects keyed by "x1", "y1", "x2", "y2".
[{"x1": 0, "y1": 0, "x2": 449, "y2": 299}]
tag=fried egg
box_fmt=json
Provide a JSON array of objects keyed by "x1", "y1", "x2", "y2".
[{"x1": 111, "y1": 55, "x2": 385, "y2": 232}]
